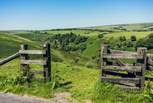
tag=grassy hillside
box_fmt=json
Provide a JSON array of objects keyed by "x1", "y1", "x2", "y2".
[
  {"x1": 0, "y1": 33, "x2": 40, "y2": 58},
  {"x1": 0, "y1": 23, "x2": 153, "y2": 103}
]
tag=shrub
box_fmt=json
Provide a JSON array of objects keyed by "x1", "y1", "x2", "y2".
[
  {"x1": 98, "y1": 34, "x2": 104, "y2": 38},
  {"x1": 131, "y1": 35, "x2": 137, "y2": 41},
  {"x1": 119, "y1": 36, "x2": 126, "y2": 42}
]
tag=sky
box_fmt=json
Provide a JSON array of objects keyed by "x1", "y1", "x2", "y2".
[{"x1": 0, "y1": 0, "x2": 153, "y2": 30}]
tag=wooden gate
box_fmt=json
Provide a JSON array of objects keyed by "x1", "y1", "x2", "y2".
[
  {"x1": 101, "y1": 44, "x2": 147, "y2": 90},
  {"x1": 19, "y1": 42, "x2": 51, "y2": 81}
]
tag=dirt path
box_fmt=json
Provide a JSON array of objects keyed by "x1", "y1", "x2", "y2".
[{"x1": 0, "y1": 92, "x2": 77, "y2": 103}]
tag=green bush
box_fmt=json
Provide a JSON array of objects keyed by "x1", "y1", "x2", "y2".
[
  {"x1": 131, "y1": 35, "x2": 137, "y2": 41},
  {"x1": 136, "y1": 33, "x2": 153, "y2": 49},
  {"x1": 98, "y1": 34, "x2": 104, "y2": 38},
  {"x1": 119, "y1": 36, "x2": 126, "y2": 42}
]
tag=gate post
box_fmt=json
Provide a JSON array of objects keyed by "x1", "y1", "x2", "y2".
[
  {"x1": 20, "y1": 44, "x2": 29, "y2": 76},
  {"x1": 137, "y1": 47, "x2": 147, "y2": 89},
  {"x1": 43, "y1": 42, "x2": 51, "y2": 81},
  {"x1": 101, "y1": 44, "x2": 108, "y2": 77}
]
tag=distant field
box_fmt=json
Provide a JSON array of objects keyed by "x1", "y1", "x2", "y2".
[{"x1": 104, "y1": 31, "x2": 153, "y2": 40}]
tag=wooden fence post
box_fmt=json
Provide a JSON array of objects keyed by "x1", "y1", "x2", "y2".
[
  {"x1": 101, "y1": 44, "x2": 108, "y2": 77},
  {"x1": 43, "y1": 42, "x2": 51, "y2": 81},
  {"x1": 137, "y1": 47, "x2": 147, "y2": 89},
  {"x1": 20, "y1": 44, "x2": 29, "y2": 76}
]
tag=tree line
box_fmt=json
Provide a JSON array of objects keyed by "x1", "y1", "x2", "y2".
[{"x1": 50, "y1": 32, "x2": 88, "y2": 52}]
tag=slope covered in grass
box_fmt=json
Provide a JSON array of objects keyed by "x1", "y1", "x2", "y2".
[
  {"x1": 0, "y1": 23, "x2": 153, "y2": 102},
  {"x1": 0, "y1": 33, "x2": 40, "y2": 58}
]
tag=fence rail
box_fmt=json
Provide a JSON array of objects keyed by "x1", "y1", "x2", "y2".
[
  {"x1": 102, "y1": 66, "x2": 142, "y2": 72},
  {"x1": 19, "y1": 50, "x2": 45, "y2": 55},
  {"x1": 0, "y1": 52, "x2": 19, "y2": 65}
]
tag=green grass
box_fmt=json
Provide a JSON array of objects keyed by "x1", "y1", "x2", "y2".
[
  {"x1": 82, "y1": 36, "x2": 101, "y2": 57},
  {"x1": 104, "y1": 31, "x2": 153, "y2": 40},
  {"x1": 0, "y1": 33, "x2": 40, "y2": 58},
  {"x1": 0, "y1": 59, "x2": 153, "y2": 103},
  {"x1": 1, "y1": 23, "x2": 153, "y2": 102},
  {"x1": 0, "y1": 59, "x2": 99, "y2": 100}
]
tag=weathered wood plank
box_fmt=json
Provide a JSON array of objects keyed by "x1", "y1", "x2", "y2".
[
  {"x1": 43, "y1": 42, "x2": 51, "y2": 81},
  {"x1": 103, "y1": 54, "x2": 142, "y2": 59},
  {"x1": 147, "y1": 54, "x2": 153, "y2": 57},
  {"x1": 102, "y1": 66, "x2": 142, "y2": 72},
  {"x1": 19, "y1": 50, "x2": 45, "y2": 55},
  {"x1": 111, "y1": 50, "x2": 136, "y2": 55},
  {"x1": 104, "y1": 71, "x2": 130, "y2": 77},
  {"x1": 0, "y1": 52, "x2": 19, "y2": 65},
  {"x1": 137, "y1": 47, "x2": 147, "y2": 89},
  {"x1": 20, "y1": 44, "x2": 30, "y2": 76},
  {"x1": 21, "y1": 60, "x2": 46, "y2": 65},
  {"x1": 101, "y1": 44, "x2": 108, "y2": 77},
  {"x1": 101, "y1": 77, "x2": 140, "y2": 84},
  {"x1": 115, "y1": 58, "x2": 126, "y2": 66},
  {"x1": 108, "y1": 50, "x2": 141, "y2": 59}
]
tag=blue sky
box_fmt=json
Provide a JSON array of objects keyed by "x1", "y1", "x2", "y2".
[{"x1": 0, "y1": 0, "x2": 153, "y2": 30}]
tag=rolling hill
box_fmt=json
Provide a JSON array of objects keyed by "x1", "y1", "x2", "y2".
[{"x1": 0, "y1": 22, "x2": 153, "y2": 103}]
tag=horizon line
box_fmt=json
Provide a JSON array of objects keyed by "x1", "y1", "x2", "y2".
[{"x1": 0, "y1": 21, "x2": 153, "y2": 31}]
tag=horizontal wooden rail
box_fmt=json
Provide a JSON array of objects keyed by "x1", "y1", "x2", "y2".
[
  {"x1": 19, "y1": 50, "x2": 45, "y2": 55},
  {"x1": 101, "y1": 77, "x2": 140, "y2": 84},
  {"x1": 103, "y1": 53, "x2": 142, "y2": 59},
  {"x1": 0, "y1": 52, "x2": 19, "y2": 66},
  {"x1": 147, "y1": 54, "x2": 153, "y2": 57},
  {"x1": 104, "y1": 71, "x2": 129, "y2": 77},
  {"x1": 102, "y1": 66, "x2": 142, "y2": 72},
  {"x1": 21, "y1": 60, "x2": 46, "y2": 65},
  {"x1": 110, "y1": 50, "x2": 136, "y2": 55}
]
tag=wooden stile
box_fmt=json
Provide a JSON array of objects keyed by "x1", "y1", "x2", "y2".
[
  {"x1": 101, "y1": 44, "x2": 147, "y2": 90},
  {"x1": 19, "y1": 42, "x2": 51, "y2": 82}
]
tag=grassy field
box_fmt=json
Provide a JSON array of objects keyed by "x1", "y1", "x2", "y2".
[
  {"x1": 104, "y1": 31, "x2": 153, "y2": 40},
  {"x1": 0, "y1": 23, "x2": 153, "y2": 103}
]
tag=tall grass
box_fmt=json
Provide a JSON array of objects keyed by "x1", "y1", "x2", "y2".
[{"x1": 91, "y1": 81, "x2": 153, "y2": 103}]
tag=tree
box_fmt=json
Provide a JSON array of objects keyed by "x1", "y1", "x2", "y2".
[
  {"x1": 119, "y1": 36, "x2": 126, "y2": 42},
  {"x1": 50, "y1": 33, "x2": 88, "y2": 52},
  {"x1": 131, "y1": 35, "x2": 137, "y2": 41},
  {"x1": 98, "y1": 34, "x2": 104, "y2": 38}
]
